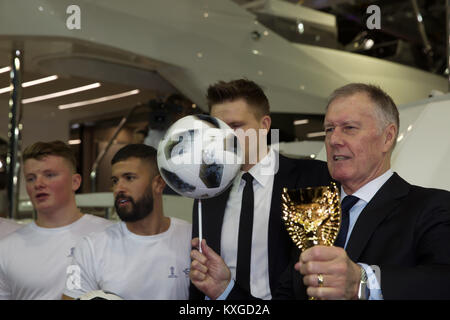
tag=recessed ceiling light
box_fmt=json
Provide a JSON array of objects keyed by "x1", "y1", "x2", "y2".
[
  {"x1": 0, "y1": 86, "x2": 12, "y2": 94},
  {"x1": 58, "y1": 89, "x2": 140, "y2": 110},
  {"x1": 0, "y1": 75, "x2": 58, "y2": 95},
  {"x1": 306, "y1": 131, "x2": 326, "y2": 138},
  {"x1": 68, "y1": 139, "x2": 81, "y2": 145},
  {"x1": 22, "y1": 75, "x2": 58, "y2": 87},
  {"x1": 22, "y1": 82, "x2": 101, "y2": 104},
  {"x1": 293, "y1": 119, "x2": 309, "y2": 125},
  {"x1": 0, "y1": 66, "x2": 11, "y2": 74},
  {"x1": 364, "y1": 39, "x2": 374, "y2": 50}
]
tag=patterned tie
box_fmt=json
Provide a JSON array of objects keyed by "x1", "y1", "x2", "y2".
[
  {"x1": 334, "y1": 195, "x2": 359, "y2": 248},
  {"x1": 236, "y1": 173, "x2": 254, "y2": 293}
]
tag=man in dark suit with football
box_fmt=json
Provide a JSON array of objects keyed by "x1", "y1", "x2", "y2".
[
  {"x1": 189, "y1": 79, "x2": 332, "y2": 300},
  {"x1": 190, "y1": 83, "x2": 450, "y2": 300}
]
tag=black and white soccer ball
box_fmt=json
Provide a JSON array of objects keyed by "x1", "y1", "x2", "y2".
[
  {"x1": 77, "y1": 290, "x2": 124, "y2": 300},
  {"x1": 157, "y1": 115, "x2": 243, "y2": 199}
]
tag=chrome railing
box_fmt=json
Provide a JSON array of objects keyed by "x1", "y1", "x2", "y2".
[{"x1": 6, "y1": 49, "x2": 24, "y2": 219}]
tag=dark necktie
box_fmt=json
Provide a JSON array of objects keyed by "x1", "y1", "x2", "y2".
[
  {"x1": 334, "y1": 195, "x2": 359, "y2": 248},
  {"x1": 236, "y1": 172, "x2": 254, "y2": 293}
]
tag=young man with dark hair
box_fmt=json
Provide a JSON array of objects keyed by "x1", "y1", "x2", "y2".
[
  {"x1": 190, "y1": 79, "x2": 332, "y2": 300},
  {"x1": 0, "y1": 140, "x2": 112, "y2": 300},
  {"x1": 63, "y1": 144, "x2": 191, "y2": 300}
]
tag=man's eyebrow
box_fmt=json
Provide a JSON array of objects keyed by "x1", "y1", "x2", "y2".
[
  {"x1": 324, "y1": 120, "x2": 334, "y2": 128},
  {"x1": 324, "y1": 120, "x2": 360, "y2": 127},
  {"x1": 341, "y1": 120, "x2": 360, "y2": 126},
  {"x1": 111, "y1": 172, "x2": 136, "y2": 179}
]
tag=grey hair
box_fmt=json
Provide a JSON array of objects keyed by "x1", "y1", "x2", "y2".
[{"x1": 325, "y1": 83, "x2": 399, "y2": 148}]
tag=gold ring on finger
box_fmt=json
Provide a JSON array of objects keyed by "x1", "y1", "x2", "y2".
[{"x1": 317, "y1": 273, "x2": 324, "y2": 287}]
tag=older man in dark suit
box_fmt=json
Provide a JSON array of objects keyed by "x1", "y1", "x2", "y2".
[{"x1": 190, "y1": 83, "x2": 450, "y2": 300}]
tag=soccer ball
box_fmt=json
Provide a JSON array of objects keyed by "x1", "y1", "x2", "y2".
[
  {"x1": 157, "y1": 115, "x2": 243, "y2": 199},
  {"x1": 77, "y1": 290, "x2": 124, "y2": 300}
]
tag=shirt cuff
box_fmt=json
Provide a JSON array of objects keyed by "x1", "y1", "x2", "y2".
[
  {"x1": 358, "y1": 263, "x2": 383, "y2": 300},
  {"x1": 205, "y1": 279, "x2": 235, "y2": 300}
]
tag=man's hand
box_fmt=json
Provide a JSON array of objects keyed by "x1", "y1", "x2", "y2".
[
  {"x1": 295, "y1": 245, "x2": 361, "y2": 300},
  {"x1": 190, "y1": 238, "x2": 231, "y2": 300}
]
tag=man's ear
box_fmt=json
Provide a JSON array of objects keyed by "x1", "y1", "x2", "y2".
[
  {"x1": 152, "y1": 174, "x2": 166, "y2": 195},
  {"x1": 383, "y1": 123, "x2": 397, "y2": 152},
  {"x1": 260, "y1": 115, "x2": 271, "y2": 132},
  {"x1": 72, "y1": 173, "x2": 82, "y2": 192}
]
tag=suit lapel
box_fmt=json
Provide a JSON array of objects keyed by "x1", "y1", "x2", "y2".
[
  {"x1": 346, "y1": 173, "x2": 410, "y2": 262},
  {"x1": 268, "y1": 155, "x2": 295, "y2": 288}
]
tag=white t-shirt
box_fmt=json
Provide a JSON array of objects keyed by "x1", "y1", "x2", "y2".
[
  {"x1": 0, "y1": 218, "x2": 23, "y2": 240},
  {"x1": 63, "y1": 217, "x2": 192, "y2": 300},
  {"x1": 0, "y1": 214, "x2": 113, "y2": 300}
]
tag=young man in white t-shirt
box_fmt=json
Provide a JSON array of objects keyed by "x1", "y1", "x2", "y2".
[
  {"x1": 0, "y1": 217, "x2": 22, "y2": 240},
  {"x1": 0, "y1": 141, "x2": 112, "y2": 300},
  {"x1": 62, "y1": 144, "x2": 191, "y2": 300}
]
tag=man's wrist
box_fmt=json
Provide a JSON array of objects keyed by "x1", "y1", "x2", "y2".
[
  {"x1": 214, "y1": 279, "x2": 234, "y2": 300},
  {"x1": 357, "y1": 263, "x2": 383, "y2": 300},
  {"x1": 357, "y1": 266, "x2": 368, "y2": 300}
]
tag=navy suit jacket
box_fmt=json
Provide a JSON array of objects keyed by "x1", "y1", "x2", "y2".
[{"x1": 274, "y1": 173, "x2": 450, "y2": 300}]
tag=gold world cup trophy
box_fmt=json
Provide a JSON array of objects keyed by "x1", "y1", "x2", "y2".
[{"x1": 281, "y1": 182, "x2": 341, "y2": 299}]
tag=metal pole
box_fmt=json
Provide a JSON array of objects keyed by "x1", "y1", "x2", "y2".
[
  {"x1": 447, "y1": 0, "x2": 450, "y2": 91},
  {"x1": 6, "y1": 49, "x2": 24, "y2": 219}
]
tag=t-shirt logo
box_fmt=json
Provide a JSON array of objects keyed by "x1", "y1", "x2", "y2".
[{"x1": 168, "y1": 266, "x2": 178, "y2": 278}]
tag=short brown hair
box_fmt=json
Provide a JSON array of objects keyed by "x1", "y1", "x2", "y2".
[
  {"x1": 206, "y1": 79, "x2": 270, "y2": 118},
  {"x1": 22, "y1": 140, "x2": 77, "y2": 173}
]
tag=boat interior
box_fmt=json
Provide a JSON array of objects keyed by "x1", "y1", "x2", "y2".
[{"x1": 0, "y1": 0, "x2": 449, "y2": 223}]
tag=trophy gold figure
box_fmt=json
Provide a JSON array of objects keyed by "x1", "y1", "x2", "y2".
[{"x1": 281, "y1": 182, "x2": 341, "y2": 299}]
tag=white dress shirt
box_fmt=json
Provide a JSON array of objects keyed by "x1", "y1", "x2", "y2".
[{"x1": 220, "y1": 148, "x2": 277, "y2": 300}]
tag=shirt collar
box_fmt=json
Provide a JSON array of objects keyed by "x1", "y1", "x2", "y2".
[
  {"x1": 341, "y1": 169, "x2": 394, "y2": 203},
  {"x1": 235, "y1": 147, "x2": 277, "y2": 189}
]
